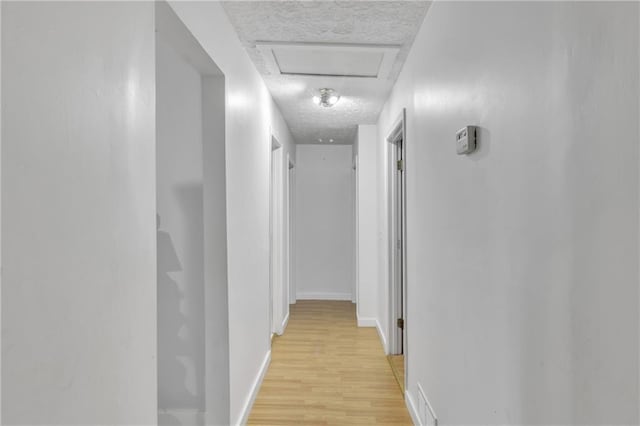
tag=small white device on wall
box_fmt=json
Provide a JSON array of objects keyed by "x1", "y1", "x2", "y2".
[{"x1": 455, "y1": 126, "x2": 477, "y2": 155}]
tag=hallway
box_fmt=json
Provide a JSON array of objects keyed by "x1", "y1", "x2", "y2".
[
  {"x1": 249, "y1": 301, "x2": 410, "y2": 425},
  {"x1": 2, "y1": 1, "x2": 640, "y2": 425}
]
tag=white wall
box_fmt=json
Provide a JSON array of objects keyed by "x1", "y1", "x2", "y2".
[
  {"x1": 157, "y1": 29, "x2": 205, "y2": 414},
  {"x1": 295, "y1": 145, "x2": 354, "y2": 301},
  {"x1": 377, "y1": 2, "x2": 639, "y2": 424},
  {"x1": 1, "y1": 2, "x2": 4, "y2": 420},
  {"x1": 356, "y1": 126, "x2": 379, "y2": 328},
  {"x1": 201, "y1": 73, "x2": 230, "y2": 426},
  {"x1": 156, "y1": 10, "x2": 229, "y2": 422},
  {"x1": 1, "y1": 2, "x2": 157, "y2": 424},
  {"x1": 162, "y1": 3, "x2": 296, "y2": 424}
]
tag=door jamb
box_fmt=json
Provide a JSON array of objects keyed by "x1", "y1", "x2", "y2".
[
  {"x1": 288, "y1": 158, "x2": 296, "y2": 305},
  {"x1": 386, "y1": 109, "x2": 407, "y2": 368},
  {"x1": 270, "y1": 134, "x2": 284, "y2": 338},
  {"x1": 353, "y1": 155, "x2": 359, "y2": 306}
]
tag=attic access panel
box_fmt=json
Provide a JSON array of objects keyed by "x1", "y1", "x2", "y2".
[{"x1": 256, "y1": 42, "x2": 400, "y2": 79}]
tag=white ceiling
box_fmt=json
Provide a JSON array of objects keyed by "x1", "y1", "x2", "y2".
[{"x1": 222, "y1": 1, "x2": 430, "y2": 144}]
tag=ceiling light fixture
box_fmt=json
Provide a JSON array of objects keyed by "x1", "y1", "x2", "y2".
[{"x1": 312, "y1": 88, "x2": 340, "y2": 108}]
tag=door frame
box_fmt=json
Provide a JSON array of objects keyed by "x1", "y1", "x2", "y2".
[
  {"x1": 270, "y1": 134, "x2": 284, "y2": 336},
  {"x1": 353, "y1": 155, "x2": 359, "y2": 306},
  {"x1": 288, "y1": 157, "x2": 296, "y2": 305},
  {"x1": 386, "y1": 109, "x2": 407, "y2": 360}
]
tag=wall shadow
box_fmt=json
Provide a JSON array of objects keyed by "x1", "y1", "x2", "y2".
[
  {"x1": 157, "y1": 214, "x2": 193, "y2": 410},
  {"x1": 174, "y1": 182, "x2": 205, "y2": 414},
  {"x1": 157, "y1": 182, "x2": 205, "y2": 424}
]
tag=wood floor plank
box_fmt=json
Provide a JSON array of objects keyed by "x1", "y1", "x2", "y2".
[
  {"x1": 248, "y1": 301, "x2": 413, "y2": 425},
  {"x1": 387, "y1": 355, "x2": 405, "y2": 394}
]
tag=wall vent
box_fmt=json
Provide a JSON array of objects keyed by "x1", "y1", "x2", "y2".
[{"x1": 417, "y1": 383, "x2": 438, "y2": 426}]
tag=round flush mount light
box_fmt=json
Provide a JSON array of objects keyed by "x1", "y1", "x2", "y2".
[{"x1": 312, "y1": 88, "x2": 340, "y2": 108}]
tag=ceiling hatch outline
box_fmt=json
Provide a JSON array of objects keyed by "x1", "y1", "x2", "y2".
[{"x1": 256, "y1": 41, "x2": 401, "y2": 80}]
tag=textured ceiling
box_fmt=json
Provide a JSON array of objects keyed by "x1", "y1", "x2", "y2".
[{"x1": 222, "y1": 1, "x2": 430, "y2": 144}]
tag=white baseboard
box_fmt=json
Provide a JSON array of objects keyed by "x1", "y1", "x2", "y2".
[
  {"x1": 278, "y1": 312, "x2": 290, "y2": 335},
  {"x1": 356, "y1": 315, "x2": 377, "y2": 327},
  {"x1": 375, "y1": 318, "x2": 388, "y2": 354},
  {"x1": 236, "y1": 350, "x2": 271, "y2": 426},
  {"x1": 405, "y1": 390, "x2": 421, "y2": 426},
  {"x1": 158, "y1": 409, "x2": 204, "y2": 426},
  {"x1": 296, "y1": 291, "x2": 352, "y2": 301}
]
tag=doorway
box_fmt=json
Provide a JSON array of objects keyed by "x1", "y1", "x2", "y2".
[
  {"x1": 287, "y1": 158, "x2": 296, "y2": 305},
  {"x1": 386, "y1": 109, "x2": 406, "y2": 394},
  {"x1": 270, "y1": 136, "x2": 285, "y2": 336},
  {"x1": 155, "y1": 2, "x2": 229, "y2": 424}
]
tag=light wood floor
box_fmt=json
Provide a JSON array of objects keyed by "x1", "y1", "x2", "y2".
[
  {"x1": 387, "y1": 355, "x2": 405, "y2": 394},
  {"x1": 248, "y1": 301, "x2": 412, "y2": 425}
]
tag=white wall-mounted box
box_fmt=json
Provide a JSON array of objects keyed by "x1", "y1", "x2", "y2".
[{"x1": 455, "y1": 126, "x2": 477, "y2": 155}]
